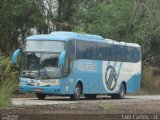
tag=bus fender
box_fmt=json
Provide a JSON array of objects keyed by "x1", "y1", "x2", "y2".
[
  {"x1": 74, "y1": 79, "x2": 83, "y2": 87},
  {"x1": 74, "y1": 79, "x2": 83, "y2": 92}
]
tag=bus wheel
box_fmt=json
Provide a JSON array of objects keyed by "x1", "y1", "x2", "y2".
[
  {"x1": 70, "y1": 83, "x2": 82, "y2": 101},
  {"x1": 36, "y1": 93, "x2": 46, "y2": 100},
  {"x1": 111, "y1": 83, "x2": 125, "y2": 99},
  {"x1": 84, "y1": 94, "x2": 97, "y2": 99}
]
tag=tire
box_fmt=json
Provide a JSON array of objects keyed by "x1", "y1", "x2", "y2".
[
  {"x1": 84, "y1": 94, "x2": 97, "y2": 99},
  {"x1": 36, "y1": 93, "x2": 46, "y2": 100},
  {"x1": 111, "y1": 83, "x2": 125, "y2": 99},
  {"x1": 70, "y1": 83, "x2": 82, "y2": 101}
]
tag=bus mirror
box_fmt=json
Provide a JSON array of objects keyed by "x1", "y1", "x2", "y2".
[
  {"x1": 12, "y1": 49, "x2": 22, "y2": 64},
  {"x1": 59, "y1": 51, "x2": 66, "y2": 65}
]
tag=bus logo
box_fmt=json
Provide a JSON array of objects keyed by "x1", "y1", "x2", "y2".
[{"x1": 105, "y1": 65, "x2": 117, "y2": 91}]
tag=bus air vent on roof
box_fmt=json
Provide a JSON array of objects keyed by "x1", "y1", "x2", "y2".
[
  {"x1": 50, "y1": 31, "x2": 104, "y2": 40},
  {"x1": 76, "y1": 34, "x2": 104, "y2": 40},
  {"x1": 50, "y1": 31, "x2": 78, "y2": 36}
]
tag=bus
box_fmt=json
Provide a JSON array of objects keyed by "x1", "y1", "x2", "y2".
[{"x1": 12, "y1": 31, "x2": 141, "y2": 100}]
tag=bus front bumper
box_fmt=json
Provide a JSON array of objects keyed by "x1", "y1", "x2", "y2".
[{"x1": 19, "y1": 85, "x2": 61, "y2": 95}]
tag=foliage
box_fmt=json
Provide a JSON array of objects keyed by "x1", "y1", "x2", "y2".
[
  {"x1": 0, "y1": 0, "x2": 46, "y2": 54},
  {"x1": 71, "y1": 0, "x2": 160, "y2": 66},
  {"x1": 130, "y1": 0, "x2": 160, "y2": 65},
  {"x1": 72, "y1": 0, "x2": 134, "y2": 40},
  {"x1": 0, "y1": 1, "x2": 160, "y2": 103},
  {"x1": 141, "y1": 66, "x2": 160, "y2": 94},
  {"x1": 0, "y1": 0, "x2": 159, "y2": 65},
  {"x1": 0, "y1": 56, "x2": 18, "y2": 107}
]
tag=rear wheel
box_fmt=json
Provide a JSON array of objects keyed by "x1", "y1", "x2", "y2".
[
  {"x1": 84, "y1": 94, "x2": 97, "y2": 99},
  {"x1": 70, "y1": 83, "x2": 82, "y2": 101},
  {"x1": 36, "y1": 93, "x2": 46, "y2": 100},
  {"x1": 111, "y1": 83, "x2": 125, "y2": 99}
]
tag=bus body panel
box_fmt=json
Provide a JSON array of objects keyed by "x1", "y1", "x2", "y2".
[
  {"x1": 18, "y1": 59, "x2": 141, "y2": 95},
  {"x1": 126, "y1": 73, "x2": 141, "y2": 93},
  {"x1": 102, "y1": 61, "x2": 141, "y2": 94},
  {"x1": 16, "y1": 31, "x2": 141, "y2": 97}
]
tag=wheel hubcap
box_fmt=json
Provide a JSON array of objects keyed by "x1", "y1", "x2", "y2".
[
  {"x1": 121, "y1": 85, "x2": 125, "y2": 97},
  {"x1": 75, "y1": 88, "x2": 80, "y2": 97}
]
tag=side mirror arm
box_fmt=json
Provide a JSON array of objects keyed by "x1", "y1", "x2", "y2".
[
  {"x1": 59, "y1": 51, "x2": 66, "y2": 65},
  {"x1": 12, "y1": 49, "x2": 22, "y2": 64}
]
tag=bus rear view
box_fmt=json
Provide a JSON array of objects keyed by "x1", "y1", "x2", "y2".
[{"x1": 12, "y1": 31, "x2": 141, "y2": 100}]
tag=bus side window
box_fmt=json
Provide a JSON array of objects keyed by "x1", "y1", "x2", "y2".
[
  {"x1": 113, "y1": 45, "x2": 119, "y2": 61},
  {"x1": 108, "y1": 45, "x2": 113, "y2": 61},
  {"x1": 121, "y1": 46, "x2": 124, "y2": 62},
  {"x1": 76, "y1": 41, "x2": 86, "y2": 59},
  {"x1": 105, "y1": 44, "x2": 110, "y2": 61},
  {"x1": 90, "y1": 42, "x2": 97, "y2": 60},
  {"x1": 124, "y1": 46, "x2": 130, "y2": 62},
  {"x1": 98, "y1": 44, "x2": 107, "y2": 60},
  {"x1": 64, "y1": 40, "x2": 75, "y2": 77},
  {"x1": 134, "y1": 48, "x2": 140, "y2": 62}
]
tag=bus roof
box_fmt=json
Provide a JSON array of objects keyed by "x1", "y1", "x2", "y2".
[
  {"x1": 26, "y1": 31, "x2": 140, "y2": 48},
  {"x1": 26, "y1": 31, "x2": 104, "y2": 41},
  {"x1": 104, "y1": 39, "x2": 140, "y2": 47}
]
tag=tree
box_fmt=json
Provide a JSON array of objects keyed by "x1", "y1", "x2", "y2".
[
  {"x1": 72, "y1": 0, "x2": 134, "y2": 40},
  {"x1": 0, "y1": 0, "x2": 46, "y2": 54},
  {"x1": 72, "y1": 0, "x2": 160, "y2": 66},
  {"x1": 130, "y1": 0, "x2": 160, "y2": 65}
]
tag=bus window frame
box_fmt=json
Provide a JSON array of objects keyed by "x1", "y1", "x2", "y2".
[
  {"x1": 63, "y1": 40, "x2": 76, "y2": 78},
  {"x1": 24, "y1": 40, "x2": 66, "y2": 53},
  {"x1": 75, "y1": 40, "x2": 141, "y2": 63}
]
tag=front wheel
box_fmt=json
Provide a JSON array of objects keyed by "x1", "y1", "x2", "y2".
[
  {"x1": 70, "y1": 83, "x2": 82, "y2": 101},
  {"x1": 111, "y1": 83, "x2": 126, "y2": 99},
  {"x1": 36, "y1": 93, "x2": 46, "y2": 100}
]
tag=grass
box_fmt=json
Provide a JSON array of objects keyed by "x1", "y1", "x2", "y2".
[
  {"x1": 0, "y1": 80, "x2": 16, "y2": 107},
  {"x1": 0, "y1": 56, "x2": 18, "y2": 107},
  {"x1": 141, "y1": 66, "x2": 160, "y2": 94},
  {"x1": 103, "y1": 102, "x2": 114, "y2": 110},
  {"x1": 98, "y1": 102, "x2": 114, "y2": 110}
]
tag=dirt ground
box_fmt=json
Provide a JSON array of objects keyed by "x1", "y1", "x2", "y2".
[{"x1": 0, "y1": 95, "x2": 160, "y2": 120}]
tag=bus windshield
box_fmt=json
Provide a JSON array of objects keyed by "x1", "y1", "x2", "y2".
[{"x1": 20, "y1": 52, "x2": 61, "y2": 79}]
